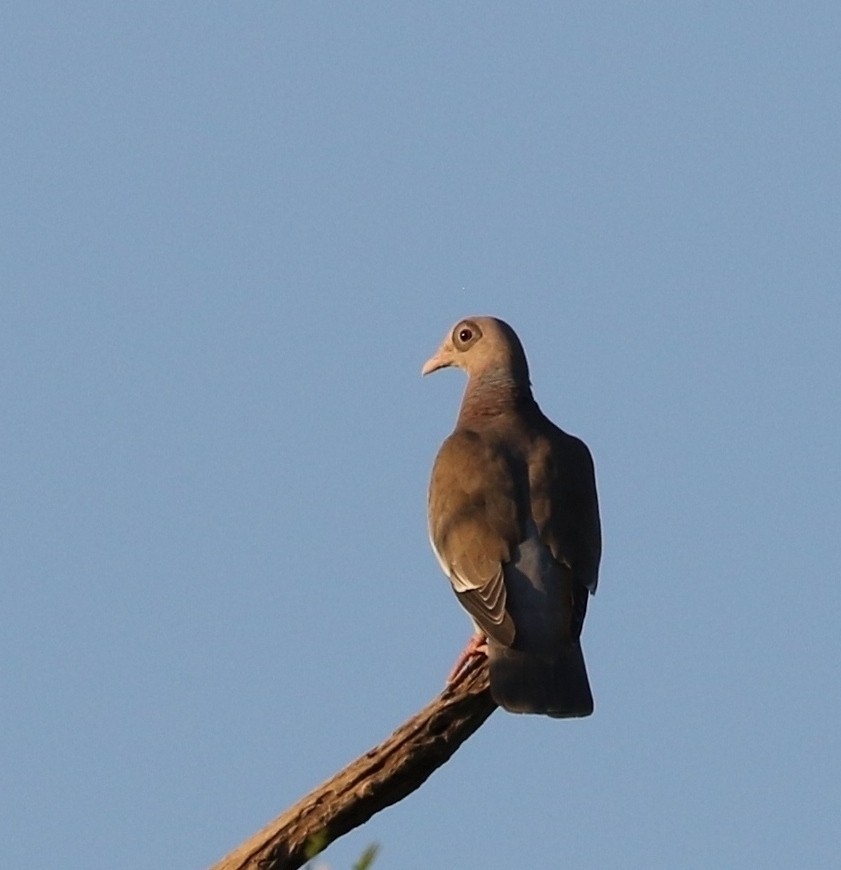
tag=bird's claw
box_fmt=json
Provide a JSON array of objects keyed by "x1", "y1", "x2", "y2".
[{"x1": 447, "y1": 634, "x2": 488, "y2": 684}]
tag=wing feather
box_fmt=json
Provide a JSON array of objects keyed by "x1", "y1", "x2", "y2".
[
  {"x1": 428, "y1": 429, "x2": 521, "y2": 646},
  {"x1": 527, "y1": 420, "x2": 601, "y2": 641}
]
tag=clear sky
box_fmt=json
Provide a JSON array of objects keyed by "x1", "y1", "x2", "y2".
[{"x1": 3, "y1": 4, "x2": 840, "y2": 869}]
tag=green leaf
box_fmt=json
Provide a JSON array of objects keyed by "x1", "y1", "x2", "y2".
[
  {"x1": 352, "y1": 843, "x2": 380, "y2": 870},
  {"x1": 303, "y1": 829, "x2": 330, "y2": 861}
]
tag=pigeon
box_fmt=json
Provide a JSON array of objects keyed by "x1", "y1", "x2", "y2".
[{"x1": 423, "y1": 316, "x2": 601, "y2": 717}]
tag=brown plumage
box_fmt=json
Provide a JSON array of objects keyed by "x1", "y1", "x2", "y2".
[{"x1": 423, "y1": 316, "x2": 601, "y2": 717}]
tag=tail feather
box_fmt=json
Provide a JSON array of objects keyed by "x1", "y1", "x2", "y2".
[{"x1": 488, "y1": 640, "x2": 593, "y2": 718}]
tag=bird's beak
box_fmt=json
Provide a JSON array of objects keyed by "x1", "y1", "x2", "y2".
[{"x1": 421, "y1": 342, "x2": 454, "y2": 376}]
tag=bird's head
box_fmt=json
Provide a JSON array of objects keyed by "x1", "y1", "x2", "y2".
[{"x1": 422, "y1": 316, "x2": 530, "y2": 383}]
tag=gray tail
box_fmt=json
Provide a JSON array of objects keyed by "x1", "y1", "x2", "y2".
[{"x1": 487, "y1": 641, "x2": 593, "y2": 718}]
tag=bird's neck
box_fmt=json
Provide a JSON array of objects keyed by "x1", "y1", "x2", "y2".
[{"x1": 458, "y1": 372, "x2": 535, "y2": 424}]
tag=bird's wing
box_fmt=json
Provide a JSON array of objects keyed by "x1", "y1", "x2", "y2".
[
  {"x1": 527, "y1": 422, "x2": 601, "y2": 639},
  {"x1": 427, "y1": 428, "x2": 521, "y2": 646}
]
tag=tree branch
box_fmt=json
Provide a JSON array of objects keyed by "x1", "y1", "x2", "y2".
[{"x1": 209, "y1": 657, "x2": 497, "y2": 870}]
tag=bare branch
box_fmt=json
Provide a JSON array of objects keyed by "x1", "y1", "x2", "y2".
[{"x1": 209, "y1": 657, "x2": 497, "y2": 870}]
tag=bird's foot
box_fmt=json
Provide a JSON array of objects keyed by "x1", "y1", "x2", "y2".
[{"x1": 447, "y1": 634, "x2": 488, "y2": 684}]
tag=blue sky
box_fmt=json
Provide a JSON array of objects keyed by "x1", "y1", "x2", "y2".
[{"x1": 2, "y1": 4, "x2": 840, "y2": 868}]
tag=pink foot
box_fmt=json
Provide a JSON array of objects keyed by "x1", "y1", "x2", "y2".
[{"x1": 447, "y1": 634, "x2": 488, "y2": 683}]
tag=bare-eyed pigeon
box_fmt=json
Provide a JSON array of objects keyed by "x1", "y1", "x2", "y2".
[{"x1": 423, "y1": 316, "x2": 601, "y2": 717}]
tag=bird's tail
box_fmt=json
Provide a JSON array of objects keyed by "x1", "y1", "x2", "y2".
[{"x1": 487, "y1": 641, "x2": 593, "y2": 718}]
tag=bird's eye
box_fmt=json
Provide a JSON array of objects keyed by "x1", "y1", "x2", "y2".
[{"x1": 453, "y1": 320, "x2": 482, "y2": 349}]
